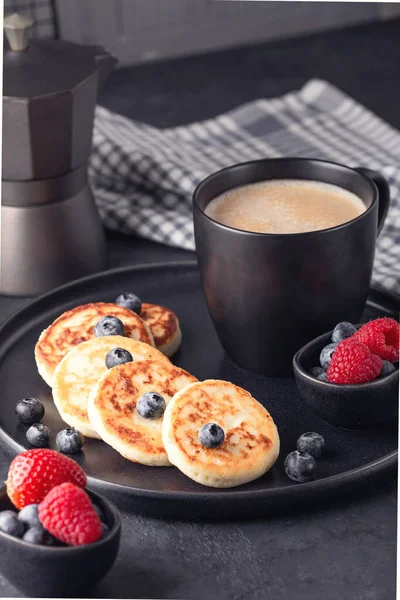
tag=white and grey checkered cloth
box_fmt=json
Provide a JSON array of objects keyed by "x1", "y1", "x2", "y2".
[{"x1": 89, "y1": 79, "x2": 400, "y2": 295}]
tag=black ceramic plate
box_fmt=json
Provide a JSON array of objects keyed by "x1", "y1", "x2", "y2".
[{"x1": 0, "y1": 261, "x2": 398, "y2": 520}]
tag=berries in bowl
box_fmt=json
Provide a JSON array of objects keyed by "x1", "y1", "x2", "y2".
[
  {"x1": 0, "y1": 449, "x2": 121, "y2": 597},
  {"x1": 293, "y1": 318, "x2": 399, "y2": 430}
]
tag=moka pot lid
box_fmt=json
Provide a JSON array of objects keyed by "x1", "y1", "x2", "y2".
[{"x1": 2, "y1": 13, "x2": 117, "y2": 181}]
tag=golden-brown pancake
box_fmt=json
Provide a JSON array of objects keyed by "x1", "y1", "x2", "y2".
[
  {"x1": 35, "y1": 302, "x2": 154, "y2": 387},
  {"x1": 140, "y1": 303, "x2": 182, "y2": 357},
  {"x1": 52, "y1": 336, "x2": 169, "y2": 439},
  {"x1": 88, "y1": 359, "x2": 197, "y2": 466},
  {"x1": 162, "y1": 380, "x2": 280, "y2": 488}
]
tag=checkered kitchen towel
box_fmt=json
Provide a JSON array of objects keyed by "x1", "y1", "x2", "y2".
[{"x1": 89, "y1": 79, "x2": 400, "y2": 295}]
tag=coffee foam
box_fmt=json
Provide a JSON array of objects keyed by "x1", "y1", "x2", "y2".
[{"x1": 204, "y1": 179, "x2": 366, "y2": 234}]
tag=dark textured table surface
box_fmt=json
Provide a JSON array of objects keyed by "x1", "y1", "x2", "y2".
[{"x1": 0, "y1": 18, "x2": 399, "y2": 599}]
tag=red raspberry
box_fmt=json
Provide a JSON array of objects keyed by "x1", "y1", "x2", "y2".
[
  {"x1": 39, "y1": 482, "x2": 102, "y2": 546},
  {"x1": 352, "y1": 317, "x2": 399, "y2": 362},
  {"x1": 327, "y1": 340, "x2": 382, "y2": 384},
  {"x1": 6, "y1": 449, "x2": 86, "y2": 509}
]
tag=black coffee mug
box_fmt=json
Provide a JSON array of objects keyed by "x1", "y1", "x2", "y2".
[{"x1": 193, "y1": 158, "x2": 390, "y2": 376}]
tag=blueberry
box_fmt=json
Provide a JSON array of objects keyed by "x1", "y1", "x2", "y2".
[
  {"x1": 26, "y1": 423, "x2": 50, "y2": 447},
  {"x1": 198, "y1": 423, "x2": 225, "y2": 448},
  {"x1": 0, "y1": 510, "x2": 25, "y2": 537},
  {"x1": 115, "y1": 292, "x2": 142, "y2": 315},
  {"x1": 379, "y1": 360, "x2": 396, "y2": 378},
  {"x1": 15, "y1": 397, "x2": 45, "y2": 425},
  {"x1": 56, "y1": 427, "x2": 84, "y2": 454},
  {"x1": 94, "y1": 315, "x2": 124, "y2": 337},
  {"x1": 297, "y1": 432, "x2": 325, "y2": 459},
  {"x1": 105, "y1": 347, "x2": 133, "y2": 369},
  {"x1": 332, "y1": 321, "x2": 357, "y2": 343},
  {"x1": 320, "y1": 342, "x2": 339, "y2": 370},
  {"x1": 318, "y1": 372, "x2": 328, "y2": 382},
  {"x1": 44, "y1": 532, "x2": 65, "y2": 546},
  {"x1": 23, "y1": 525, "x2": 46, "y2": 545},
  {"x1": 284, "y1": 451, "x2": 316, "y2": 483},
  {"x1": 18, "y1": 504, "x2": 40, "y2": 528},
  {"x1": 137, "y1": 392, "x2": 166, "y2": 419},
  {"x1": 309, "y1": 366, "x2": 325, "y2": 378}
]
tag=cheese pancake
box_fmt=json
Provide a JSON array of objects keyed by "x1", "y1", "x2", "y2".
[
  {"x1": 35, "y1": 302, "x2": 154, "y2": 386},
  {"x1": 88, "y1": 360, "x2": 197, "y2": 466},
  {"x1": 140, "y1": 303, "x2": 182, "y2": 357},
  {"x1": 162, "y1": 380, "x2": 280, "y2": 488},
  {"x1": 52, "y1": 336, "x2": 169, "y2": 439}
]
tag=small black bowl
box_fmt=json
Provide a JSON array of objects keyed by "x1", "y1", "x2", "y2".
[
  {"x1": 293, "y1": 329, "x2": 399, "y2": 430},
  {"x1": 0, "y1": 485, "x2": 121, "y2": 597}
]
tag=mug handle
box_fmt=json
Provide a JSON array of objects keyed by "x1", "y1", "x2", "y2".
[{"x1": 355, "y1": 167, "x2": 390, "y2": 237}]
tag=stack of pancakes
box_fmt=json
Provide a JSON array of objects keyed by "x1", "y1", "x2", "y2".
[{"x1": 34, "y1": 301, "x2": 279, "y2": 488}]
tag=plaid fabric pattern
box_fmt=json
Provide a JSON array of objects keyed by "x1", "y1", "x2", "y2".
[{"x1": 89, "y1": 79, "x2": 400, "y2": 295}]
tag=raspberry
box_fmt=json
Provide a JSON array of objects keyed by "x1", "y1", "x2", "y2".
[
  {"x1": 352, "y1": 318, "x2": 399, "y2": 362},
  {"x1": 6, "y1": 449, "x2": 86, "y2": 509},
  {"x1": 38, "y1": 483, "x2": 102, "y2": 546},
  {"x1": 327, "y1": 340, "x2": 382, "y2": 384}
]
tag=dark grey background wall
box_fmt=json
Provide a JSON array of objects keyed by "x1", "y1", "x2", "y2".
[{"x1": 4, "y1": 0, "x2": 400, "y2": 66}]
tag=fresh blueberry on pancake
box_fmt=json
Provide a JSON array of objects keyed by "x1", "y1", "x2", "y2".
[
  {"x1": 105, "y1": 348, "x2": 133, "y2": 369},
  {"x1": 94, "y1": 316, "x2": 125, "y2": 337},
  {"x1": 136, "y1": 392, "x2": 166, "y2": 420},
  {"x1": 198, "y1": 423, "x2": 225, "y2": 448},
  {"x1": 115, "y1": 292, "x2": 142, "y2": 315}
]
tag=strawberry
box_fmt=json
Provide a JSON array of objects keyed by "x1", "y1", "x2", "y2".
[
  {"x1": 327, "y1": 340, "x2": 382, "y2": 384},
  {"x1": 6, "y1": 449, "x2": 86, "y2": 509},
  {"x1": 39, "y1": 482, "x2": 102, "y2": 546}
]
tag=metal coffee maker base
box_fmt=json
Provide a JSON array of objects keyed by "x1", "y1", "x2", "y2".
[{"x1": 1, "y1": 167, "x2": 107, "y2": 296}]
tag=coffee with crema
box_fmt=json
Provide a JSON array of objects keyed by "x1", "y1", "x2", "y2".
[{"x1": 204, "y1": 179, "x2": 366, "y2": 234}]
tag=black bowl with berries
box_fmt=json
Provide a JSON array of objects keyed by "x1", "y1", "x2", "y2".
[
  {"x1": 293, "y1": 318, "x2": 399, "y2": 430},
  {"x1": 0, "y1": 461, "x2": 121, "y2": 597}
]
